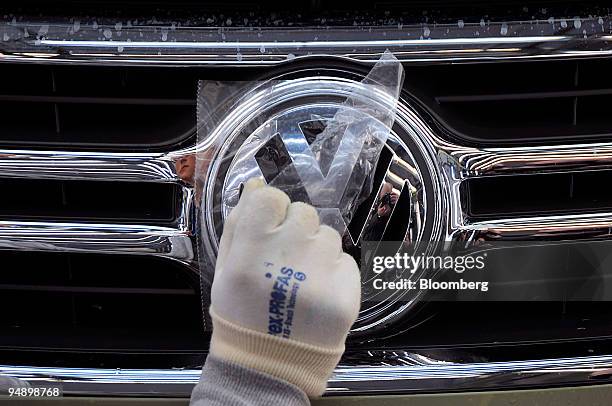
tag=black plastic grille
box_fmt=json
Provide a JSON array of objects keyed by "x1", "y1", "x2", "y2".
[
  {"x1": 405, "y1": 59, "x2": 612, "y2": 146},
  {"x1": 464, "y1": 170, "x2": 612, "y2": 220},
  {"x1": 0, "y1": 178, "x2": 180, "y2": 224},
  {"x1": 0, "y1": 251, "x2": 203, "y2": 352},
  {"x1": 0, "y1": 64, "x2": 197, "y2": 150}
]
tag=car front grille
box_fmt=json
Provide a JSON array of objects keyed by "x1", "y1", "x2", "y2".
[{"x1": 1, "y1": 4, "x2": 612, "y2": 397}]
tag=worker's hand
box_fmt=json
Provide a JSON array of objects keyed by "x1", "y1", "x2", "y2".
[{"x1": 208, "y1": 178, "x2": 361, "y2": 397}]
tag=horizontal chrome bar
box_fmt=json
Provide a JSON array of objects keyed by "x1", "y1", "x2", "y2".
[
  {"x1": 0, "y1": 150, "x2": 197, "y2": 259},
  {"x1": 0, "y1": 149, "x2": 179, "y2": 182},
  {"x1": 0, "y1": 221, "x2": 194, "y2": 263},
  {"x1": 453, "y1": 142, "x2": 612, "y2": 179},
  {"x1": 458, "y1": 212, "x2": 612, "y2": 241},
  {"x1": 2, "y1": 354, "x2": 611, "y2": 396},
  {"x1": 0, "y1": 16, "x2": 611, "y2": 65}
]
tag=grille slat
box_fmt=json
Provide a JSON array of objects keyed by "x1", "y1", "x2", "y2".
[
  {"x1": 0, "y1": 150, "x2": 180, "y2": 182},
  {"x1": 459, "y1": 143, "x2": 612, "y2": 177},
  {"x1": 0, "y1": 178, "x2": 180, "y2": 224},
  {"x1": 408, "y1": 59, "x2": 612, "y2": 145},
  {"x1": 436, "y1": 88, "x2": 612, "y2": 103},
  {"x1": 0, "y1": 64, "x2": 197, "y2": 150},
  {"x1": 0, "y1": 221, "x2": 194, "y2": 261},
  {"x1": 0, "y1": 251, "x2": 203, "y2": 351},
  {"x1": 456, "y1": 140, "x2": 612, "y2": 241},
  {"x1": 0, "y1": 149, "x2": 192, "y2": 258},
  {"x1": 461, "y1": 212, "x2": 612, "y2": 241},
  {"x1": 465, "y1": 170, "x2": 612, "y2": 220},
  {"x1": 0, "y1": 94, "x2": 194, "y2": 105}
]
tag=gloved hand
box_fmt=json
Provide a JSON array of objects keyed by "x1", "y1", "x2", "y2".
[{"x1": 208, "y1": 178, "x2": 361, "y2": 397}]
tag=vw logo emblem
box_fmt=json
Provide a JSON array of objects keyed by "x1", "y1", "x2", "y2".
[{"x1": 200, "y1": 74, "x2": 443, "y2": 333}]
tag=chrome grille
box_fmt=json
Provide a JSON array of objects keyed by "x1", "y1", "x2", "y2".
[
  {"x1": 450, "y1": 142, "x2": 612, "y2": 241},
  {"x1": 1, "y1": 9, "x2": 612, "y2": 397},
  {"x1": 0, "y1": 149, "x2": 194, "y2": 259}
]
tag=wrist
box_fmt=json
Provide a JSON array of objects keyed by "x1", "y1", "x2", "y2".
[{"x1": 208, "y1": 308, "x2": 344, "y2": 397}]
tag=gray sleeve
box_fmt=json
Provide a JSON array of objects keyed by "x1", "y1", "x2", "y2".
[
  {"x1": 190, "y1": 355, "x2": 311, "y2": 406},
  {"x1": 0, "y1": 374, "x2": 30, "y2": 394}
]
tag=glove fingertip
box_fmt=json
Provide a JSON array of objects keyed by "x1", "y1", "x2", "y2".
[{"x1": 241, "y1": 177, "x2": 266, "y2": 196}]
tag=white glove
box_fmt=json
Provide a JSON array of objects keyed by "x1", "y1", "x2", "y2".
[{"x1": 208, "y1": 178, "x2": 361, "y2": 397}]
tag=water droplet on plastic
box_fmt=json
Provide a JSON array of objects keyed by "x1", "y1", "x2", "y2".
[
  {"x1": 457, "y1": 20, "x2": 464, "y2": 28},
  {"x1": 115, "y1": 22, "x2": 122, "y2": 31},
  {"x1": 423, "y1": 26, "x2": 430, "y2": 37},
  {"x1": 560, "y1": 19, "x2": 568, "y2": 28},
  {"x1": 574, "y1": 17, "x2": 582, "y2": 29},
  {"x1": 500, "y1": 23, "x2": 508, "y2": 35},
  {"x1": 103, "y1": 29, "x2": 112, "y2": 39}
]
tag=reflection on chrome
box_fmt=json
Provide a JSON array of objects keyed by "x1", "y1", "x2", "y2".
[
  {"x1": 0, "y1": 16, "x2": 609, "y2": 64},
  {"x1": 0, "y1": 221, "x2": 195, "y2": 263},
  {"x1": 0, "y1": 149, "x2": 178, "y2": 182},
  {"x1": 2, "y1": 353, "x2": 611, "y2": 396}
]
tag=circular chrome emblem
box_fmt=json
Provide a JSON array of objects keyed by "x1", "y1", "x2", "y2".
[{"x1": 201, "y1": 75, "x2": 443, "y2": 333}]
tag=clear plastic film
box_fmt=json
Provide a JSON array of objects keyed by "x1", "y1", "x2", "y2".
[
  {"x1": 266, "y1": 51, "x2": 404, "y2": 232},
  {"x1": 196, "y1": 51, "x2": 404, "y2": 245}
]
